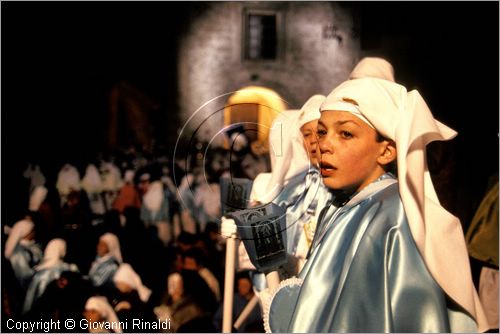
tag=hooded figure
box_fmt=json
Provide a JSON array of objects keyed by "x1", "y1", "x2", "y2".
[
  {"x1": 253, "y1": 106, "x2": 331, "y2": 266},
  {"x1": 23, "y1": 238, "x2": 78, "y2": 314},
  {"x1": 82, "y1": 164, "x2": 106, "y2": 215},
  {"x1": 231, "y1": 109, "x2": 328, "y2": 280},
  {"x1": 56, "y1": 164, "x2": 81, "y2": 205},
  {"x1": 23, "y1": 163, "x2": 46, "y2": 193},
  {"x1": 113, "y1": 263, "x2": 152, "y2": 303},
  {"x1": 100, "y1": 162, "x2": 123, "y2": 210},
  {"x1": 4, "y1": 219, "x2": 43, "y2": 289},
  {"x1": 84, "y1": 296, "x2": 123, "y2": 333},
  {"x1": 291, "y1": 95, "x2": 333, "y2": 265},
  {"x1": 140, "y1": 180, "x2": 171, "y2": 246},
  {"x1": 141, "y1": 181, "x2": 167, "y2": 222},
  {"x1": 194, "y1": 177, "x2": 221, "y2": 233},
  {"x1": 264, "y1": 78, "x2": 488, "y2": 333},
  {"x1": 237, "y1": 110, "x2": 309, "y2": 274},
  {"x1": 155, "y1": 270, "x2": 217, "y2": 332},
  {"x1": 100, "y1": 162, "x2": 123, "y2": 193},
  {"x1": 88, "y1": 233, "x2": 123, "y2": 289},
  {"x1": 177, "y1": 170, "x2": 199, "y2": 235},
  {"x1": 111, "y1": 263, "x2": 157, "y2": 325}
]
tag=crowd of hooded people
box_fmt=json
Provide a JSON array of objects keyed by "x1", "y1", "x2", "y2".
[{"x1": 3, "y1": 141, "x2": 268, "y2": 333}]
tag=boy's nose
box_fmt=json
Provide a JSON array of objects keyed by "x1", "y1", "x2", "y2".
[
  {"x1": 318, "y1": 137, "x2": 332, "y2": 154},
  {"x1": 310, "y1": 134, "x2": 318, "y2": 145}
]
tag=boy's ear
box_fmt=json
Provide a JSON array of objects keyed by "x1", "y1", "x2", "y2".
[{"x1": 377, "y1": 140, "x2": 397, "y2": 166}]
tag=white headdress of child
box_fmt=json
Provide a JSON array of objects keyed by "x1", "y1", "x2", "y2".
[
  {"x1": 99, "y1": 233, "x2": 123, "y2": 263},
  {"x1": 36, "y1": 238, "x2": 67, "y2": 271},
  {"x1": 251, "y1": 110, "x2": 309, "y2": 204},
  {"x1": 113, "y1": 263, "x2": 152, "y2": 303},
  {"x1": 320, "y1": 77, "x2": 487, "y2": 331},
  {"x1": 85, "y1": 296, "x2": 122, "y2": 333},
  {"x1": 82, "y1": 164, "x2": 104, "y2": 194},
  {"x1": 349, "y1": 57, "x2": 395, "y2": 82},
  {"x1": 56, "y1": 164, "x2": 81, "y2": 196},
  {"x1": 298, "y1": 95, "x2": 325, "y2": 129}
]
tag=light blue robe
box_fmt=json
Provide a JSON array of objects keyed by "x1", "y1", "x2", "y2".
[
  {"x1": 8, "y1": 242, "x2": 43, "y2": 290},
  {"x1": 268, "y1": 174, "x2": 477, "y2": 332},
  {"x1": 179, "y1": 181, "x2": 197, "y2": 214},
  {"x1": 274, "y1": 167, "x2": 331, "y2": 255},
  {"x1": 23, "y1": 262, "x2": 79, "y2": 314},
  {"x1": 87, "y1": 255, "x2": 120, "y2": 287},
  {"x1": 249, "y1": 168, "x2": 331, "y2": 289}
]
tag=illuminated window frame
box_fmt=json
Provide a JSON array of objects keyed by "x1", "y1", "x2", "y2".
[{"x1": 242, "y1": 8, "x2": 283, "y2": 62}]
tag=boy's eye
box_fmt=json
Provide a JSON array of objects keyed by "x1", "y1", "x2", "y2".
[
  {"x1": 340, "y1": 130, "x2": 353, "y2": 139},
  {"x1": 316, "y1": 129, "x2": 327, "y2": 138}
]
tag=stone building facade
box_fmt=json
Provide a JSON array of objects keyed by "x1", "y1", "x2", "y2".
[{"x1": 177, "y1": 2, "x2": 360, "y2": 143}]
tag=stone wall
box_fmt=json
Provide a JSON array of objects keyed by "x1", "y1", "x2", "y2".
[{"x1": 177, "y1": 2, "x2": 360, "y2": 143}]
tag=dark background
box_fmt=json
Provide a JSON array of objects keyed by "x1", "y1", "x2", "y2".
[{"x1": 2, "y1": 2, "x2": 499, "y2": 225}]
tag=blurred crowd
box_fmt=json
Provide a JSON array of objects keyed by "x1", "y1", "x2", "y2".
[{"x1": 3, "y1": 142, "x2": 267, "y2": 333}]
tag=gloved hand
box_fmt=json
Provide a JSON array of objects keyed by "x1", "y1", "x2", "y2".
[{"x1": 220, "y1": 216, "x2": 238, "y2": 238}]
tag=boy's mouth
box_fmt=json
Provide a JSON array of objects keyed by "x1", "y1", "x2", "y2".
[{"x1": 320, "y1": 161, "x2": 336, "y2": 176}]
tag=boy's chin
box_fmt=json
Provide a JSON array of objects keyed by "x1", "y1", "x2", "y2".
[{"x1": 322, "y1": 177, "x2": 340, "y2": 190}]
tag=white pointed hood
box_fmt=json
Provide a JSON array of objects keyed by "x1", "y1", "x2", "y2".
[
  {"x1": 56, "y1": 164, "x2": 81, "y2": 195},
  {"x1": 252, "y1": 110, "x2": 309, "y2": 204},
  {"x1": 82, "y1": 164, "x2": 104, "y2": 194},
  {"x1": 321, "y1": 77, "x2": 487, "y2": 331}
]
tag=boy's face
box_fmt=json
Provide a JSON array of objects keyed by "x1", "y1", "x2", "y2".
[
  {"x1": 317, "y1": 110, "x2": 388, "y2": 194},
  {"x1": 300, "y1": 120, "x2": 320, "y2": 167}
]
